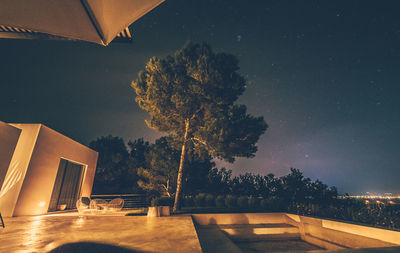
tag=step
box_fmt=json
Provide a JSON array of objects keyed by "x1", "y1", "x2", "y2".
[
  {"x1": 196, "y1": 227, "x2": 242, "y2": 253},
  {"x1": 199, "y1": 223, "x2": 301, "y2": 240}
]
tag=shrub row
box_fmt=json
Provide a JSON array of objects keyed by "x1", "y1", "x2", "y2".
[
  {"x1": 182, "y1": 193, "x2": 285, "y2": 211},
  {"x1": 151, "y1": 196, "x2": 173, "y2": 206}
]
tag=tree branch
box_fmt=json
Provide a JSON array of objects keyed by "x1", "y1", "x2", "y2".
[
  {"x1": 190, "y1": 108, "x2": 202, "y2": 121},
  {"x1": 161, "y1": 184, "x2": 171, "y2": 198},
  {"x1": 191, "y1": 137, "x2": 208, "y2": 146}
]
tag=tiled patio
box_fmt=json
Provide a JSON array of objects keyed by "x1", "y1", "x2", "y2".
[{"x1": 0, "y1": 213, "x2": 202, "y2": 253}]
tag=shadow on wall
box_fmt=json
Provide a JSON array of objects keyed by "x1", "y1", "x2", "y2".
[
  {"x1": 48, "y1": 242, "x2": 149, "y2": 253},
  {"x1": 209, "y1": 214, "x2": 254, "y2": 236},
  {"x1": 208, "y1": 217, "x2": 217, "y2": 224}
]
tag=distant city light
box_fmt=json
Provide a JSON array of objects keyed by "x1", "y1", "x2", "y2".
[
  {"x1": 339, "y1": 193, "x2": 400, "y2": 205},
  {"x1": 339, "y1": 194, "x2": 400, "y2": 200}
]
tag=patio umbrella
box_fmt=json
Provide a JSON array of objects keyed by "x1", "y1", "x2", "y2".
[{"x1": 0, "y1": 0, "x2": 165, "y2": 46}]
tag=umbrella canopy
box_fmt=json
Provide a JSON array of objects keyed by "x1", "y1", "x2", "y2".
[{"x1": 0, "y1": 0, "x2": 165, "y2": 46}]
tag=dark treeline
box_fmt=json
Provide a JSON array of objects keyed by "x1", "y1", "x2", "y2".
[
  {"x1": 89, "y1": 135, "x2": 400, "y2": 230},
  {"x1": 89, "y1": 135, "x2": 337, "y2": 205}
]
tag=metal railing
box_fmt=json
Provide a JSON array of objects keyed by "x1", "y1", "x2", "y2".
[{"x1": 90, "y1": 194, "x2": 147, "y2": 208}]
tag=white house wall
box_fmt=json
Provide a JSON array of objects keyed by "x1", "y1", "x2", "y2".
[
  {"x1": 0, "y1": 123, "x2": 98, "y2": 217},
  {"x1": 0, "y1": 121, "x2": 21, "y2": 190},
  {"x1": 12, "y1": 124, "x2": 98, "y2": 217}
]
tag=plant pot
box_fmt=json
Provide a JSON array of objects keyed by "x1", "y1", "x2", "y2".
[
  {"x1": 147, "y1": 206, "x2": 161, "y2": 217},
  {"x1": 160, "y1": 206, "x2": 170, "y2": 216}
]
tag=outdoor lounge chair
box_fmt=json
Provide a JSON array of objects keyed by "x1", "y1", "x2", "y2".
[
  {"x1": 76, "y1": 197, "x2": 91, "y2": 214},
  {"x1": 77, "y1": 197, "x2": 125, "y2": 215},
  {"x1": 108, "y1": 198, "x2": 124, "y2": 211},
  {"x1": 89, "y1": 199, "x2": 109, "y2": 214}
]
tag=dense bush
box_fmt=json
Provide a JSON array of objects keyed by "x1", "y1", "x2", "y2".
[
  {"x1": 260, "y1": 198, "x2": 270, "y2": 210},
  {"x1": 194, "y1": 193, "x2": 207, "y2": 207},
  {"x1": 151, "y1": 196, "x2": 172, "y2": 206},
  {"x1": 237, "y1": 196, "x2": 248, "y2": 209},
  {"x1": 205, "y1": 194, "x2": 215, "y2": 206},
  {"x1": 248, "y1": 197, "x2": 260, "y2": 209},
  {"x1": 150, "y1": 197, "x2": 158, "y2": 207},
  {"x1": 183, "y1": 196, "x2": 194, "y2": 207},
  {"x1": 225, "y1": 194, "x2": 237, "y2": 208},
  {"x1": 216, "y1": 195, "x2": 225, "y2": 208}
]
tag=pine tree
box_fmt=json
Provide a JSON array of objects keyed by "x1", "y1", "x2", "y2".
[{"x1": 132, "y1": 42, "x2": 267, "y2": 211}]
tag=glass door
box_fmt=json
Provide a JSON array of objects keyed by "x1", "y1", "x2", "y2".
[{"x1": 48, "y1": 159, "x2": 85, "y2": 211}]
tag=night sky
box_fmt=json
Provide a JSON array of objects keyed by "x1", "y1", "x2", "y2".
[{"x1": 1, "y1": 0, "x2": 400, "y2": 194}]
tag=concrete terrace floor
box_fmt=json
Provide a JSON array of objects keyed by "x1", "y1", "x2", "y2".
[{"x1": 0, "y1": 213, "x2": 202, "y2": 253}]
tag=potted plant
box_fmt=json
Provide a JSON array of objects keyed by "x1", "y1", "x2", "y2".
[
  {"x1": 147, "y1": 197, "x2": 171, "y2": 217},
  {"x1": 147, "y1": 197, "x2": 161, "y2": 217},
  {"x1": 158, "y1": 197, "x2": 171, "y2": 216}
]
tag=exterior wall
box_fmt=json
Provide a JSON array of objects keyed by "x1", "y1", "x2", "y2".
[
  {"x1": 0, "y1": 121, "x2": 21, "y2": 190},
  {"x1": 0, "y1": 124, "x2": 40, "y2": 217},
  {"x1": 12, "y1": 124, "x2": 98, "y2": 216},
  {"x1": 285, "y1": 214, "x2": 400, "y2": 249},
  {"x1": 192, "y1": 213, "x2": 287, "y2": 225}
]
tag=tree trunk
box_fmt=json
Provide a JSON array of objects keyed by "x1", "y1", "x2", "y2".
[{"x1": 173, "y1": 118, "x2": 190, "y2": 212}]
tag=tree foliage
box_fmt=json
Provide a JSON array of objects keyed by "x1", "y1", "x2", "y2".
[
  {"x1": 88, "y1": 136, "x2": 339, "y2": 210},
  {"x1": 137, "y1": 136, "x2": 216, "y2": 198},
  {"x1": 132, "y1": 42, "x2": 267, "y2": 210},
  {"x1": 137, "y1": 137, "x2": 179, "y2": 198},
  {"x1": 133, "y1": 42, "x2": 267, "y2": 162},
  {"x1": 183, "y1": 146, "x2": 216, "y2": 196},
  {"x1": 89, "y1": 135, "x2": 136, "y2": 194},
  {"x1": 203, "y1": 167, "x2": 338, "y2": 206},
  {"x1": 127, "y1": 138, "x2": 150, "y2": 170},
  {"x1": 207, "y1": 167, "x2": 232, "y2": 195}
]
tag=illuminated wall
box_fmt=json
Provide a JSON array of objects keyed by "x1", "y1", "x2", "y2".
[
  {"x1": 0, "y1": 122, "x2": 98, "y2": 217},
  {"x1": 0, "y1": 121, "x2": 21, "y2": 191}
]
